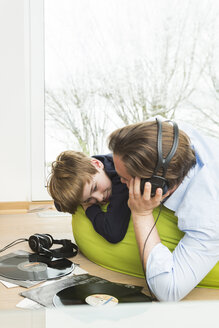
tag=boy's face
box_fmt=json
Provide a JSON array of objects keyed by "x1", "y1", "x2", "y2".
[{"x1": 81, "y1": 159, "x2": 112, "y2": 207}]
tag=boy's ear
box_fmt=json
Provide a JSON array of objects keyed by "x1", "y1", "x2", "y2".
[{"x1": 90, "y1": 158, "x2": 104, "y2": 170}]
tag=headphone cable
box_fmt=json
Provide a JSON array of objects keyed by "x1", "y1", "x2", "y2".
[
  {"x1": 141, "y1": 202, "x2": 163, "y2": 301},
  {"x1": 0, "y1": 238, "x2": 28, "y2": 253}
]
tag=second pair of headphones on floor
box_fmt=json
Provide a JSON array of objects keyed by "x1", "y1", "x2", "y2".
[
  {"x1": 140, "y1": 118, "x2": 179, "y2": 197},
  {"x1": 28, "y1": 233, "x2": 78, "y2": 260}
]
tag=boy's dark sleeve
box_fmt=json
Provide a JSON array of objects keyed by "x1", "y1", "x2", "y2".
[{"x1": 85, "y1": 176, "x2": 131, "y2": 243}]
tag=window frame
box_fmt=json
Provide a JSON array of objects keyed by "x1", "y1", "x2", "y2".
[{"x1": 30, "y1": 0, "x2": 50, "y2": 200}]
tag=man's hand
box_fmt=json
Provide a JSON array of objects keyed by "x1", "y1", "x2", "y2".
[{"x1": 128, "y1": 177, "x2": 163, "y2": 216}]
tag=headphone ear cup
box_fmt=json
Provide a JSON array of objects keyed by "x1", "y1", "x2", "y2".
[
  {"x1": 28, "y1": 233, "x2": 53, "y2": 253},
  {"x1": 148, "y1": 175, "x2": 169, "y2": 197},
  {"x1": 43, "y1": 234, "x2": 54, "y2": 248},
  {"x1": 28, "y1": 234, "x2": 40, "y2": 252}
]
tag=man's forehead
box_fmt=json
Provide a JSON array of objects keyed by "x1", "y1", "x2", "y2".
[{"x1": 113, "y1": 155, "x2": 130, "y2": 178}]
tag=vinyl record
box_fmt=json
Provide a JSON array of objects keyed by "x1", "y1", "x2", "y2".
[
  {"x1": 0, "y1": 254, "x2": 74, "y2": 281},
  {"x1": 53, "y1": 280, "x2": 152, "y2": 307}
]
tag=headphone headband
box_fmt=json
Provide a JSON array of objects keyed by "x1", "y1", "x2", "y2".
[
  {"x1": 154, "y1": 118, "x2": 179, "y2": 177},
  {"x1": 140, "y1": 118, "x2": 179, "y2": 197}
]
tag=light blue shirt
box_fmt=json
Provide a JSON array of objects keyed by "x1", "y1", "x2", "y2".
[{"x1": 146, "y1": 122, "x2": 219, "y2": 301}]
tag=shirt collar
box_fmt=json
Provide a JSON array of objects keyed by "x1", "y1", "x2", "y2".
[{"x1": 163, "y1": 164, "x2": 197, "y2": 212}]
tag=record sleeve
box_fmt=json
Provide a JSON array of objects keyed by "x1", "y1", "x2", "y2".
[
  {"x1": 53, "y1": 279, "x2": 152, "y2": 307},
  {"x1": 21, "y1": 274, "x2": 153, "y2": 308},
  {"x1": 21, "y1": 274, "x2": 105, "y2": 307},
  {"x1": 0, "y1": 252, "x2": 74, "y2": 281}
]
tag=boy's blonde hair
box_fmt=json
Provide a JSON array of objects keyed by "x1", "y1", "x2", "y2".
[{"x1": 47, "y1": 151, "x2": 98, "y2": 214}]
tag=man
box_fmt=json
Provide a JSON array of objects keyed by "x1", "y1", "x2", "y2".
[{"x1": 108, "y1": 117, "x2": 219, "y2": 301}]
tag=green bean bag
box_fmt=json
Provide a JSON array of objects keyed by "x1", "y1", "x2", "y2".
[{"x1": 72, "y1": 205, "x2": 219, "y2": 289}]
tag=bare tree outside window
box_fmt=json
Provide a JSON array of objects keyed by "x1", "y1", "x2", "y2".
[
  {"x1": 46, "y1": 75, "x2": 108, "y2": 155},
  {"x1": 95, "y1": 1, "x2": 219, "y2": 132},
  {"x1": 45, "y1": 0, "x2": 219, "y2": 173}
]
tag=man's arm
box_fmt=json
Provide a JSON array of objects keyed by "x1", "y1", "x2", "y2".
[
  {"x1": 128, "y1": 178, "x2": 161, "y2": 267},
  {"x1": 127, "y1": 177, "x2": 219, "y2": 301}
]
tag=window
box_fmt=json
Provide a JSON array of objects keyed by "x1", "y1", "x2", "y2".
[
  {"x1": 30, "y1": 0, "x2": 48, "y2": 200},
  {"x1": 31, "y1": 0, "x2": 219, "y2": 200}
]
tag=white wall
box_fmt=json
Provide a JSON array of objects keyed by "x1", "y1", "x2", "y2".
[{"x1": 0, "y1": 0, "x2": 31, "y2": 201}]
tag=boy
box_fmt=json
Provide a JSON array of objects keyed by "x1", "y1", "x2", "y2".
[{"x1": 48, "y1": 151, "x2": 131, "y2": 243}]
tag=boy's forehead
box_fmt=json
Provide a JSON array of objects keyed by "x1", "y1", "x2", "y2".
[{"x1": 81, "y1": 179, "x2": 93, "y2": 202}]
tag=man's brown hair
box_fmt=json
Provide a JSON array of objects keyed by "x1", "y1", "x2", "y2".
[
  {"x1": 47, "y1": 151, "x2": 98, "y2": 214},
  {"x1": 108, "y1": 120, "x2": 196, "y2": 189}
]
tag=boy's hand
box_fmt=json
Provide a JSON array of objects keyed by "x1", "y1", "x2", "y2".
[
  {"x1": 81, "y1": 203, "x2": 91, "y2": 211},
  {"x1": 81, "y1": 199, "x2": 109, "y2": 211}
]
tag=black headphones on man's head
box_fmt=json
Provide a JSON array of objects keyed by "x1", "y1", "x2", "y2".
[
  {"x1": 28, "y1": 233, "x2": 78, "y2": 260},
  {"x1": 140, "y1": 118, "x2": 179, "y2": 197}
]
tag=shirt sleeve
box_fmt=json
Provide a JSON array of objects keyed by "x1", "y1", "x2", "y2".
[
  {"x1": 85, "y1": 176, "x2": 131, "y2": 243},
  {"x1": 146, "y1": 230, "x2": 219, "y2": 301}
]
